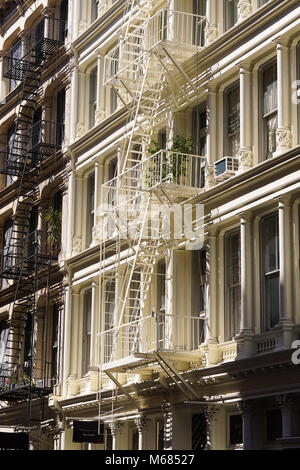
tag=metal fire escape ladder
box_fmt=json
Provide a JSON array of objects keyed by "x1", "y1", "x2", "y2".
[{"x1": 0, "y1": 21, "x2": 64, "y2": 399}]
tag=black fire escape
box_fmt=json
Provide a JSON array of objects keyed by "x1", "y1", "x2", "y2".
[{"x1": 0, "y1": 17, "x2": 65, "y2": 410}]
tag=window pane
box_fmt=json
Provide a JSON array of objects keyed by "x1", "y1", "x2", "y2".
[
  {"x1": 261, "y1": 213, "x2": 280, "y2": 330},
  {"x1": 225, "y1": 229, "x2": 241, "y2": 340},
  {"x1": 263, "y1": 63, "x2": 277, "y2": 115},
  {"x1": 229, "y1": 414, "x2": 243, "y2": 445}
]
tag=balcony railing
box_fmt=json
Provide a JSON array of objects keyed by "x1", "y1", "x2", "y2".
[
  {"x1": 0, "y1": 230, "x2": 57, "y2": 280},
  {"x1": 0, "y1": 120, "x2": 63, "y2": 177},
  {"x1": 104, "y1": 9, "x2": 206, "y2": 86},
  {"x1": 147, "y1": 9, "x2": 206, "y2": 51},
  {"x1": 97, "y1": 313, "x2": 205, "y2": 367},
  {"x1": 0, "y1": 361, "x2": 54, "y2": 402},
  {"x1": 101, "y1": 150, "x2": 206, "y2": 211},
  {"x1": 3, "y1": 17, "x2": 67, "y2": 81}
]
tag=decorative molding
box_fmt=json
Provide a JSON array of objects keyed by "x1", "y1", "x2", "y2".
[
  {"x1": 95, "y1": 108, "x2": 106, "y2": 124},
  {"x1": 78, "y1": 21, "x2": 88, "y2": 36},
  {"x1": 135, "y1": 416, "x2": 148, "y2": 433},
  {"x1": 75, "y1": 123, "x2": 87, "y2": 139},
  {"x1": 205, "y1": 165, "x2": 216, "y2": 189},
  {"x1": 72, "y1": 236, "x2": 82, "y2": 255},
  {"x1": 237, "y1": 1, "x2": 252, "y2": 22},
  {"x1": 205, "y1": 25, "x2": 218, "y2": 45},
  {"x1": 239, "y1": 148, "x2": 253, "y2": 171},
  {"x1": 276, "y1": 127, "x2": 292, "y2": 153}
]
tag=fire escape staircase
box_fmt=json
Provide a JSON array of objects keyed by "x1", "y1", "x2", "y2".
[
  {"x1": 98, "y1": 4, "x2": 206, "y2": 402},
  {"x1": 0, "y1": 20, "x2": 64, "y2": 402}
]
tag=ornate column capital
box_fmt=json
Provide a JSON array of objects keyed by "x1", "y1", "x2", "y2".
[
  {"x1": 237, "y1": 1, "x2": 252, "y2": 22},
  {"x1": 276, "y1": 127, "x2": 292, "y2": 153},
  {"x1": 109, "y1": 421, "x2": 122, "y2": 437},
  {"x1": 204, "y1": 404, "x2": 220, "y2": 424},
  {"x1": 135, "y1": 415, "x2": 148, "y2": 434},
  {"x1": 205, "y1": 165, "x2": 216, "y2": 189},
  {"x1": 205, "y1": 24, "x2": 218, "y2": 46}
]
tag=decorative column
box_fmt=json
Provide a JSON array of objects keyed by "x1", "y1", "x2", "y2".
[
  {"x1": 75, "y1": 70, "x2": 87, "y2": 139},
  {"x1": 276, "y1": 39, "x2": 291, "y2": 154},
  {"x1": 237, "y1": 1, "x2": 252, "y2": 23},
  {"x1": 276, "y1": 394, "x2": 295, "y2": 438},
  {"x1": 70, "y1": 64, "x2": 79, "y2": 143},
  {"x1": 109, "y1": 422, "x2": 122, "y2": 450},
  {"x1": 66, "y1": 163, "x2": 75, "y2": 258},
  {"x1": 135, "y1": 416, "x2": 149, "y2": 450},
  {"x1": 205, "y1": 0, "x2": 218, "y2": 45},
  {"x1": 278, "y1": 196, "x2": 294, "y2": 346},
  {"x1": 239, "y1": 62, "x2": 253, "y2": 172},
  {"x1": 72, "y1": 174, "x2": 83, "y2": 256},
  {"x1": 204, "y1": 405, "x2": 219, "y2": 450},
  {"x1": 238, "y1": 213, "x2": 254, "y2": 356},
  {"x1": 206, "y1": 226, "x2": 219, "y2": 364},
  {"x1": 95, "y1": 53, "x2": 106, "y2": 124},
  {"x1": 238, "y1": 400, "x2": 255, "y2": 450},
  {"x1": 205, "y1": 86, "x2": 218, "y2": 189}
]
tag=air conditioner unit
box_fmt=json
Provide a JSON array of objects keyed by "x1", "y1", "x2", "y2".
[{"x1": 214, "y1": 156, "x2": 239, "y2": 181}]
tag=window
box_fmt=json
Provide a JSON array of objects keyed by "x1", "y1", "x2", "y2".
[
  {"x1": 225, "y1": 83, "x2": 240, "y2": 157},
  {"x1": 229, "y1": 414, "x2": 243, "y2": 446},
  {"x1": 51, "y1": 304, "x2": 59, "y2": 380},
  {"x1": 297, "y1": 42, "x2": 300, "y2": 144},
  {"x1": 191, "y1": 249, "x2": 206, "y2": 345},
  {"x1": 0, "y1": 320, "x2": 9, "y2": 383},
  {"x1": 6, "y1": 124, "x2": 16, "y2": 186},
  {"x1": 56, "y1": 89, "x2": 66, "y2": 147},
  {"x1": 156, "y1": 419, "x2": 164, "y2": 450},
  {"x1": 261, "y1": 61, "x2": 278, "y2": 159},
  {"x1": 157, "y1": 260, "x2": 166, "y2": 349},
  {"x1": 89, "y1": 68, "x2": 97, "y2": 128},
  {"x1": 260, "y1": 213, "x2": 279, "y2": 331},
  {"x1": 82, "y1": 289, "x2": 92, "y2": 376},
  {"x1": 192, "y1": 105, "x2": 207, "y2": 187},
  {"x1": 104, "y1": 279, "x2": 115, "y2": 362},
  {"x1": 2, "y1": 219, "x2": 13, "y2": 288},
  {"x1": 8, "y1": 38, "x2": 22, "y2": 92},
  {"x1": 193, "y1": 0, "x2": 206, "y2": 46},
  {"x1": 224, "y1": 0, "x2": 238, "y2": 30},
  {"x1": 91, "y1": 0, "x2": 99, "y2": 23},
  {"x1": 59, "y1": 0, "x2": 68, "y2": 42},
  {"x1": 86, "y1": 172, "x2": 95, "y2": 248},
  {"x1": 31, "y1": 108, "x2": 42, "y2": 162},
  {"x1": 266, "y1": 409, "x2": 282, "y2": 441},
  {"x1": 225, "y1": 229, "x2": 241, "y2": 341}
]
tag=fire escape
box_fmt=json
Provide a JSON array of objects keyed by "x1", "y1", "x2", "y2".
[
  {"x1": 98, "y1": 4, "x2": 207, "y2": 403},
  {"x1": 0, "y1": 17, "x2": 65, "y2": 421}
]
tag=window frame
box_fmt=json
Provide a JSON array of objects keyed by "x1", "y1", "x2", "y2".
[
  {"x1": 224, "y1": 227, "x2": 241, "y2": 341},
  {"x1": 260, "y1": 212, "x2": 280, "y2": 332},
  {"x1": 86, "y1": 171, "x2": 95, "y2": 248},
  {"x1": 82, "y1": 288, "x2": 92, "y2": 376},
  {"x1": 224, "y1": 81, "x2": 240, "y2": 158},
  {"x1": 259, "y1": 58, "x2": 278, "y2": 160}
]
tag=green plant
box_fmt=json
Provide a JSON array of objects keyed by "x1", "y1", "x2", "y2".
[
  {"x1": 45, "y1": 208, "x2": 62, "y2": 251},
  {"x1": 146, "y1": 135, "x2": 194, "y2": 186}
]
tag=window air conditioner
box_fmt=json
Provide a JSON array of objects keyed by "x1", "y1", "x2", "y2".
[{"x1": 214, "y1": 157, "x2": 239, "y2": 181}]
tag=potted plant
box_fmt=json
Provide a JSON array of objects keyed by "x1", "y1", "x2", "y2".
[
  {"x1": 147, "y1": 135, "x2": 194, "y2": 186},
  {"x1": 45, "y1": 208, "x2": 62, "y2": 255}
]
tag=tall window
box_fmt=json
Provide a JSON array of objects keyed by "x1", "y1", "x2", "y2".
[
  {"x1": 193, "y1": 104, "x2": 207, "y2": 156},
  {"x1": 260, "y1": 213, "x2": 279, "y2": 331},
  {"x1": 261, "y1": 61, "x2": 278, "y2": 159},
  {"x1": 8, "y1": 38, "x2": 22, "y2": 92},
  {"x1": 225, "y1": 83, "x2": 240, "y2": 157},
  {"x1": 157, "y1": 260, "x2": 166, "y2": 349},
  {"x1": 224, "y1": 0, "x2": 238, "y2": 30},
  {"x1": 86, "y1": 172, "x2": 95, "y2": 248},
  {"x1": 59, "y1": 0, "x2": 68, "y2": 42},
  {"x1": 0, "y1": 320, "x2": 9, "y2": 384},
  {"x1": 56, "y1": 89, "x2": 66, "y2": 147},
  {"x1": 225, "y1": 229, "x2": 241, "y2": 341},
  {"x1": 51, "y1": 304, "x2": 59, "y2": 380},
  {"x1": 89, "y1": 68, "x2": 97, "y2": 128},
  {"x1": 191, "y1": 249, "x2": 206, "y2": 345},
  {"x1": 6, "y1": 124, "x2": 15, "y2": 186},
  {"x1": 2, "y1": 219, "x2": 13, "y2": 288},
  {"x1": 91, "y1": 0, "x2": 99, "y2": 23},
  {"x1": 82, "y1": 289, "x2": 92, "y2": 376},
  {"x1": 193, "y1": 0, "x2": 206, "y2": 46},
  {"x1": 297, "y1": 42, "x2": 300, "y2": 144}
]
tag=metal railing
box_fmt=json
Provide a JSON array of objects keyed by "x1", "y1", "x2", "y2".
[
  {"x1": 28, "y1": 120, "x2": 64, "y2": 156},
  {"x1": 104, "y1": 9, "x2": 207, "y2": 85},
  {"x1": 3, "y1": 17, "x2": 67, "y2": 80},
  {"x1": 97, "y1": 313, "x2": 205, "y2": 365},
  {"x1": 0, "y1": 361, "x2": 54, "y2": 396},
  {"x1": 0, "y1": 229, "x2": 57, "y2": 280},
  {"x1": 147, "y1": 9, "x2": 207, "y2": 50},
  {"x1": 101, "y1": 150, "x2": 206, "y2": 211}
]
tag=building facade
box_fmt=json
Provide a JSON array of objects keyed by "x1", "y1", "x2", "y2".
[{"x1": 0, "y1": 0, "x2": 300, "y2": 451}]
